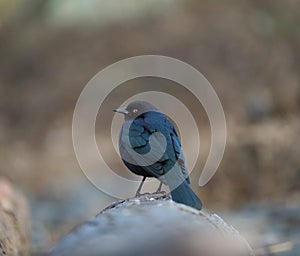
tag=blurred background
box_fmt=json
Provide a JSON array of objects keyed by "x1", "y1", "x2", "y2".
[{"x1": 0, "y1": 0, "x2": 300, "y2": 255}]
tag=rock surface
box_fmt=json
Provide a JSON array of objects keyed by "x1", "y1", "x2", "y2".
[
  {"x1": 0, "y1": 178, "x2": 30, "y2": 256},
  {"x1": 48, "y1": 194, "x2": 254, "y2": 256}
]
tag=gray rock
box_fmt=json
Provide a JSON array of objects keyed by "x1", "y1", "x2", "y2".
[{"x1": 48, "y1": 194, "x2": 254, "y2": 256}]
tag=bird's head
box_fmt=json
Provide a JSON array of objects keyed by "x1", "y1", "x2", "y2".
[{"x1": 113, "y1": 100, "x2": 158, "y2": 120}]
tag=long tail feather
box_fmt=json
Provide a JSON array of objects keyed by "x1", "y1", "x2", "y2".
[{"x1": 170, "y1": 181, "x2": 202, "y2": 210}]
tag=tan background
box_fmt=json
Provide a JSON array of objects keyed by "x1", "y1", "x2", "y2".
[{"x1": 0, "y1": 0, "x2": 299, "y2": 254}]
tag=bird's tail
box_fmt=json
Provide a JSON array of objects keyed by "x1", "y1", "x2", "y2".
[{"x1": 170, "y1": 181, "x2": 202, "y2": 210}]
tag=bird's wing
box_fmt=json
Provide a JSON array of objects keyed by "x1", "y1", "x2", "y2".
[
  {"x1": 143, "y1": 113, "x2": 190, "y2": 183},
  {"x1": 170, "y1": 127, "x2": 190, "y2": 184},
  {"x1": 119, "y1": 118, "x2": 166, "y2": 179},
  {"x1": 120, "y1": 113, "x2": 190, "y2": 183}
]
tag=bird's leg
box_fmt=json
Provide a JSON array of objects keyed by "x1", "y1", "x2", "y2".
[
  {"x1": 135, "y1": 176, "x2": 146, "y2": 197},
  {"x1": 155, "y1": 181, "x2": 167, "y2": 195},
  {"x1": 156, "y1": 181, "x2": 163, "y2": 193}
]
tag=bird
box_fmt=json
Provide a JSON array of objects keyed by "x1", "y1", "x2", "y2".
[{"x1": 114, "y1": 100, "x2": 202, "y2": 210}]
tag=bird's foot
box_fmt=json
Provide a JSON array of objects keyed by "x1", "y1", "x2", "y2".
[
  {"x1": 154, "y1": 190, "x2": 167, "y2": 195},
  {"x1": 135, "y1": 192, "x2": 151, "y2": 197}
]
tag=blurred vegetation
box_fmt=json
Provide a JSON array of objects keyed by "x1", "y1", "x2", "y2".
[
  {"x1": 0, "y1": 0, "x2": 299, "y2": 254},
  {"x1": 0, "y1": 0, "x2": 21, "y2": 25}
]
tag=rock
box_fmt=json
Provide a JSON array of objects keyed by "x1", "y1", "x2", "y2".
[
  {"x1": 48, "y1": 193, "x2": 254, "y2": 256},
  {"x1": 0, "y1": 178, "x2": 30, "y2": 256}
]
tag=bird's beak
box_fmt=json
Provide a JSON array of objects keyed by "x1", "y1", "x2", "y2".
[{"x1": 113, "y1": 107, "x2": 129, "y2": 115}]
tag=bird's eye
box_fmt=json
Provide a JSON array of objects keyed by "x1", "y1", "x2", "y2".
[{"x1": 132, "y1": 109, "x2": 138, "y2": 113}]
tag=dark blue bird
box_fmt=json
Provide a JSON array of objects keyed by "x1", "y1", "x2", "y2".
[{"x1": 114, "y1": 100, "x2": 202, "y2": 210}]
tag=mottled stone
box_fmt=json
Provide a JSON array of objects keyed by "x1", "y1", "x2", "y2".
[{"x1": 0, "y1": 178, "x2": 30, "y2": 256}]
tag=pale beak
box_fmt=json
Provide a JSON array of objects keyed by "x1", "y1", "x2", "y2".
[{"x1": 113, "y1": 107, "x2": 129, "y2": 115}]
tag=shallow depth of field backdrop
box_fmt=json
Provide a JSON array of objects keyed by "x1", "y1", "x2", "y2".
[{"x1": 0, "y1": 0, "x2": 300, "y2": 254}]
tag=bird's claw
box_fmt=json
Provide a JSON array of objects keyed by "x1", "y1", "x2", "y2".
[
  {"x1": 155, "y1": 190, "x2": 167, "y2": 195},
  {"x1": 135, "y1": 191, "x2": 167, "y2": 198},
  {"x1": 135, "y1": 192, "x2": 151, "y2": 197}
]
